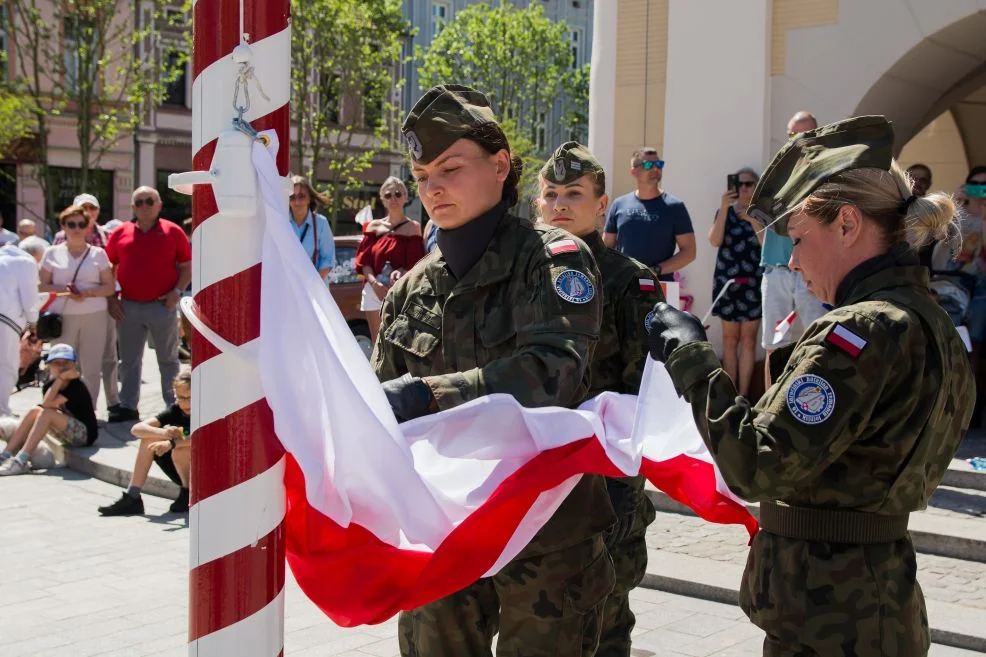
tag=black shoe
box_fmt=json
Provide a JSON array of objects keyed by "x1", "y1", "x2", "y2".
[
  {"x1": 106, "y1": 403, "x2": 122, "y2": 414},
  {"x1": 98, "y1": 492, "x2": 144, "y2": 516},
  {"x1": 169, "y1": 488, "x2": 189, "y2": 513},
  {"x1": 107, "y1": 407, "x2": 139, "y2": 423}
]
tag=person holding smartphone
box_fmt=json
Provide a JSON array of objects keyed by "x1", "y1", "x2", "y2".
[
  {"x1": 707, "y1": 168, "x2": 763, "y2": 396},
  {"x1": 39, "y1": 205, "x2": 116, "y2": 406}
]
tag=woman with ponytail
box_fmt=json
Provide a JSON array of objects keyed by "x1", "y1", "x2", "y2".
[
  {"x1": 370, "y1": 84, "x2": 615, "y2": 657},
  {"x1": 646, "y1": 116, "x2": 974, "y2": 656}
]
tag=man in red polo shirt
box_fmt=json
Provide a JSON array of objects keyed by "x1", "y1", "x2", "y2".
[{"x1": 105, "y1": 187, "x2": 191, "y2": 423}]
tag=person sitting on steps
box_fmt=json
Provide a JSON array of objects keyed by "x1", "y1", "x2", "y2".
[{"x1": 98, "y1": 366, "x2": 192, "y2": 516}]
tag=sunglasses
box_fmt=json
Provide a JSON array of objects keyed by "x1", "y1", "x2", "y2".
[
  {"x1": 737, "y1": 181, "x2": 757, "y2": 189},
  {"x1": 634, "y1": 160, "x2": 665, "y2": 170},
  {"x1": 64, "y1": 219, "x2": 89, "y2": 229},
  {"x1": 133, "y1": 197, "x2": 156, "y2": 208},
  {"x1": 383, "y1": 191, "x2": 404, "y2": 199}
]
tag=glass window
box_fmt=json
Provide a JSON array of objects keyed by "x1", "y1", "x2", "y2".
[
  {"x1": 536, "y1": 111, "x2": 548, "y2": 152},
  {"x1": 157, "y1": 169, "x2": 192, "y2": 223},
  {"x1": 163, "y1": 52, "x2": 188, "y2": 107},
  {"x1": 0, "y1": 164, "x2": 16, "y2": 232},
  {"x1": 48, "y1": 166, "x2": 113, "y2": 220},
  {"x1": 431, "y1": 2, "x2": 451, "y2": 39},
  {"x1": 570, "y1": 28, "x2": 583, "y2": 69}
]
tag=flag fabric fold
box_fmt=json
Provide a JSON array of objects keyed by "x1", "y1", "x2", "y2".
[{"x1": 243, "y1": 135, "x2": 756, "y2": 627}]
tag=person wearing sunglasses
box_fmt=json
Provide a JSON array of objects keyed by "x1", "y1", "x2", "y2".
[
  {"x1": 52, "y1": 193, "x2": 121, "y2": 419},
  {"x1": 603, "y1": 147, "x2": 696, "y2": 283},
  {"x1": 104, "y1": 187, "x2": 191, "y2": 423},
  {"x1": 707, "y1": 167, "x2": 763, "y2": 397},
  {"x1": 354, "y1": 176, "x2": 423, "y2": 343},
  {"x1": 288, "y1": 175, "x2": 336, "y2": 280},
  {"x1": 39, "y1": 205, "x2": 116, "y2": 406}
]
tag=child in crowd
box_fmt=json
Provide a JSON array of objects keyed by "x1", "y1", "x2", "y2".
[
  {"x1": 98, "y1": 366, "x2": 192, "y2": 515},
  {"x1": 0, "y1": 343, "x2": 99, "y2": 476}
]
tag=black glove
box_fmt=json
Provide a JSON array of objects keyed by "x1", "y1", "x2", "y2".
[
  {"x1": 604, "y1": 479, "x2": 640, "y2": 548},
  {"x1": 647, "y1": 302, "x2": 708, "y2": 362},
  {"x1": 381, "y1": 373, "x2": 436, "y2": 422}
]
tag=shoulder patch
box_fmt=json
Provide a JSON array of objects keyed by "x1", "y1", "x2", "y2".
[
  {"x1": 785, "y1": 374, "x2": 836, "y2": 425},
  {"x1": 554, "y1": 269, "x2": 595, "y2": 304},
  {"x1": 645, "y1": 309, "x2": 655, "y2": 333},
  {"x1": 825, "y1": 323, "x2": 868, "y2": 358},
  {"x1": 547, "y1": 239, "x2": 579, "y2": 256},
  {"x1": 638, "y1": 278, "x2": 656, "y2": 292}
]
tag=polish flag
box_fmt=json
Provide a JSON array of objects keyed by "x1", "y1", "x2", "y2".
[
  {"x1": 772, "y1": 310, "x2": 797, "y2": 345},
  {"x1": 246, "y1": 137, "x2": 757, "y2": 628},
  {"x1": 639, "y1": 278, "x2": 657, "y2": 292}
]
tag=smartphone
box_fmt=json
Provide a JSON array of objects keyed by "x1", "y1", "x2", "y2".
[
  {"x1": 727, "y1": 174, "x2": 739, "y2": 192},
  {"x1": 967, "y1": 183, "x2": 986, "y2": 199}
]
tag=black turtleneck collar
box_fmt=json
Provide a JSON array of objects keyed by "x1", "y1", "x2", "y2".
[
  {"x1": 834, "y1": 243, "x2": 918, "y2": 307},
  {"x1": 437, "y1": 199, "x2": 508, "y2": 280}
]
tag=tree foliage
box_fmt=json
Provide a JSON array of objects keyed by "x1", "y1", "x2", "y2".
[
  {"x1": 2, "y1": 0, "x2": 188, "y2": 227},
  {"x1": 417, "y1": 2, "x2": 579, "y2": 150},
  {"x1": 290, "y1": 0, "x2": 410, "y2": 228}
]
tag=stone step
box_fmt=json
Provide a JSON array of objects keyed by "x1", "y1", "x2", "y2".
[
  {"x1": 641, "y1": 550, "x2": 986, "y2": 654},
  {"x1": 645, "y1": 484, "x2": 986, "y2": 563}
]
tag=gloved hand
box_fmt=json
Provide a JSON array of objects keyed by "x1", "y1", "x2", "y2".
[
  {"x1": 381, "y1": 373, "x2": 437, "y2": 423},
  {"x1": 647, "y1": 302, "x2": 707, "y2": 362},
  {"x1": 604, "y1": 479, "x2": 640, "y2": 547}
]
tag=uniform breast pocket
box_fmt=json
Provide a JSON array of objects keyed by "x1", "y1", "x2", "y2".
[
  {"x1": 477, "y1": 302, "x2": 517, "y2": 351},
  {"x1": 383, "y1": 304, "x2": 442, "y2": 359}
]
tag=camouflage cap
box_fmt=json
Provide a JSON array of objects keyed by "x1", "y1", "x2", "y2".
[
  {"x1": 749, "y1": 115, "x2": 895, "y2": 235},
  {"x1": 401, "y1": 84, "x2": 498, "y2": 164},
  {"x1": 540, "y1": 141, "x2": 604, "y2": 185}
]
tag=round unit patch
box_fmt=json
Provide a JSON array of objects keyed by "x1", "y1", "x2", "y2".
[
  {"x1": 554, "y1": 269, "x2": 595, "y2": 304},
  {"x1": 644, "y1": 309, "x2": 655, "y2": 334},
  {"x1": 785, "y1": 374, "x2": 836, "y2": 425}
]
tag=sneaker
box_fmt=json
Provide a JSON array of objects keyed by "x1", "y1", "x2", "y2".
[
  {"x1": 0, "y1": 458, "x2": 30, "y2": 476},
  {"x1": 98, "y1": 492, "x2": 144, "y2": 516},
  {"x1": 107, "y1": 407, "x2": 139, "y2": 423},
  {"x1": 0, "y1": 453, "x2": 11, "y2": 466},
  {"x1": 169, "y1": 488, "x2": 189, "y2": 513}
]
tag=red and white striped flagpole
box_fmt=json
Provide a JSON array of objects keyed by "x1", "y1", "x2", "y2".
[{"x1": 187, "y1": 0, "x2": 290, "y2": 653}]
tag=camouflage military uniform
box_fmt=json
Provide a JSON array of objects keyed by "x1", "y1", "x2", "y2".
[
  {"x1": 580, "y1": 230, "x2": 663, "y2": 657},
  {"x1": 373, "y1": 210, "x2": 617, "y2": 657},
  {"x1": 663, "y1": 245, "x2": 974, "y2": 656}
]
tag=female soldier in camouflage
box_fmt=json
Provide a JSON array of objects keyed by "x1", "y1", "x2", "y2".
[
  {"x1": 535, "y1": 142, "x2": 663, "y2": 657},
  {"x1": 375, "y1": 85, "x2": 616, "y2": 657},
  {"x1": 646, "y1": 116, "x2": 974, "y2": 656}
]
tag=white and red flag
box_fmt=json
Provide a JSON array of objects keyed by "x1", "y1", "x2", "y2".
[{"x1": 240, "y1": 138, "x2": 757, "y2": 627}]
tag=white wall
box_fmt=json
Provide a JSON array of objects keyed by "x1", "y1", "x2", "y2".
[
  {"x1": 588, "y1": 1, "x2": 617, "y2": 194},
  {"x1": 662, "y1": 0, "x2": 772, "y2": 352}
]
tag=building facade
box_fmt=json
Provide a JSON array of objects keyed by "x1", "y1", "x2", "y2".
[{"x1": 590, "y1": 0, "x2": 986, "y2": 350}]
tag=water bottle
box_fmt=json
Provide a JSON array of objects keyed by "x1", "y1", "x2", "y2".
[{"x1": 377, "y1": 261, "x2": 393, "y2": 285}]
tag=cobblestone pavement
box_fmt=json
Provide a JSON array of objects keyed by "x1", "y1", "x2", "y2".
[
  {"x1": 646, "y1": 510, "x2": 986, "y2": 610},
  {"x1": 2, "y1": 473, "x2": 982, "y2": 656},
  {"x1": 0, "y1": 470, "x2": 770, "y2": 657}
]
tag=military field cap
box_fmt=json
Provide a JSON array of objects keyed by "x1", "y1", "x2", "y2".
[
  {"x1": 749, "y1": 115, "x2": 895, "y2": 236},
  {"x1": 540, "y1": 141, "x2": 604, "y2": 185},
  {"x1": 401, "y1": 84, "x2": 498, "y2": 164}
]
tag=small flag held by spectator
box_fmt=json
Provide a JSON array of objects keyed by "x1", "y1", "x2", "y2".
[{"x1": 773, "y1": 310, "x2": 797, "y2": 345}]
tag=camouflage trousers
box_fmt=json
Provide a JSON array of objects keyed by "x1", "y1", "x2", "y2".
[
  {"x1": 398, "y1": 533, "x2": 615, "y2": 657},
  {"x1": 742, "y1": 531, "x2": 930, "y2": 657},
  {"x1": 596, "y1": 476, "x2": 656, "y2": 657}
]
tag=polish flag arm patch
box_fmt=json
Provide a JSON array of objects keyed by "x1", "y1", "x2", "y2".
[
  {"x1": 639, "y1": 278, "x2": 656, "y2": 292},
  {"x1": 547, "y1": 239, "x2": 579, "y2": 256},
  {"x1": 825, "y1": 323, "x2": 868, "y2": 358}
]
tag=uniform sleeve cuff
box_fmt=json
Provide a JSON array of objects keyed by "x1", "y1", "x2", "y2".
[
  {"x1": 664, "y1": 342, "x2": 721, "y2": 396},
  {"x1": 422, "y1": 373, "x2": 469, "y2": 411}
]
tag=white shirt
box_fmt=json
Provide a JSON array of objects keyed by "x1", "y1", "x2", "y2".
[
  {"x1": 0, "y1": 228, "x2": 18, "y2": 246},
  {"x1": 41, "y1": 244, "x2": 111, "y2": 315},
  {"x1": 0, "y1": 244, "x2": 40, "y2": 329}
]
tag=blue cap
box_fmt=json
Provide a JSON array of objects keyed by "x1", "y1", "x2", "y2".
[{"x1": 46, "y1": 343, "x2": 77, "y2": 363}]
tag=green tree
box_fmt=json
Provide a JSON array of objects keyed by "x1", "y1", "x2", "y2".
[
  {"x1": 561, "y1": 63, "x2": 590, "y2": 144},
  {"x1": 3, "y1": 0, "x2": 187, "y2": 228},
  {"x1": 290, "y1": 0, "x2": 410, "y2": 229},
  {"x1": 0, "y1": 91, "x2": 34, "y2": 159},
  {"x1": 417, "y1": 2, "x2": 572, "y2": 150}
]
